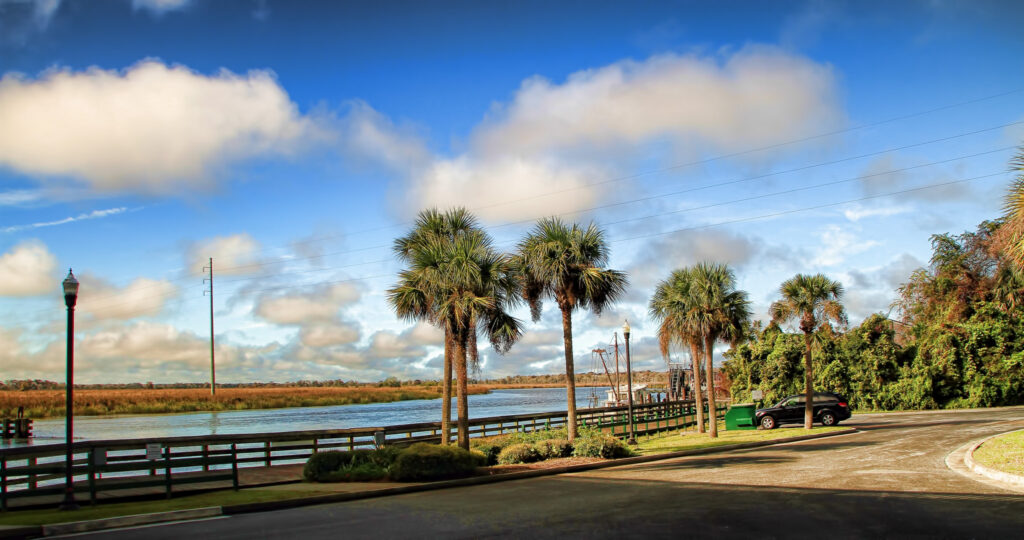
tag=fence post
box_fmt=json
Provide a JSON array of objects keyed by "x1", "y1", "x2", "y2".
[
  {"x1": 164, "y1": 447, "x2": 172, "y2": 499},
  {"x1": 231, "y1": 444, "x2": 239, "y2": 491},
  {"x1": 88, "y1": 448, "x2": 96, "y2": 506},
  {"x1": 1, "y1": 455, "x2": 7, "y2": 512},
  {"x1": 28, "y1": 456, "x2": 36, "y2": 489},
  {"x1": 202, "y1": 445, "x2": 210, "y2": 472},
  {"x1": 264, "y1": 441, "x2": 271, "y2": 467}
]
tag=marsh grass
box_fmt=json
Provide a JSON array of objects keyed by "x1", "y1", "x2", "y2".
[
  {"x1": 0, "y1": 385, "x2": 495, "y2": 419},
  {"x1": 973, "y1": 429, "x2": 1024, "y2": 475}
]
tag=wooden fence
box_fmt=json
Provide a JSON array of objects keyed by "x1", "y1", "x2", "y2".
[{"x1": 0, "y1": 399, "x2": 726, "y2": 508}]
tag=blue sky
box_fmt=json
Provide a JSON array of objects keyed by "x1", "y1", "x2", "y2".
[{"x1": 0, "y1": 0, "x2": 1022, "y2": 384}]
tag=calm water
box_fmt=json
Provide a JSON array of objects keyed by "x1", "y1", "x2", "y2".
[{"x1": 3, "y1": 386, "x2": 613, "y2": 448}]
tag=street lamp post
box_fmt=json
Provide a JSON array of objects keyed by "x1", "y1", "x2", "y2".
[
  {"x1": 623, "y1": 321, "x2": 636, "y2": 445},
  {"x1": 60, "y1": 269, "x2": 79, "y2": 511}
]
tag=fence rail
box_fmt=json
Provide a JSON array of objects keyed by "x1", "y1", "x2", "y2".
[{"x1": 0, "y1": 399, "x2": 727, "y2": 508}]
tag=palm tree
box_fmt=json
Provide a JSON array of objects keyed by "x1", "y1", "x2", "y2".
[
  {"x1": 688, "y1": 263, "x2": 751, "y2": 438},
  {"x1": 650, "y1": 264, "x2": 750, "y2": 438},
  {"x1": 997, "y1": 147, "x2": 1024, "y2": 268},
  {"x1": 649, "y1": 267, "x2": 708, "y2": 434},
  {"x1": 517, "y1": 218, "x2": 627, "y2": 441},
  {"x1": 769, "y1": 274, "x2": 847, "y2": 429},
  {"x1": 389, "y1": 209, "x2": 523, "y2": 449}
]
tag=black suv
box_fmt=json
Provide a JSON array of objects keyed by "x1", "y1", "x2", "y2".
[{"x1": 755, "y1": 392, "x2": 851, "y2": 429}]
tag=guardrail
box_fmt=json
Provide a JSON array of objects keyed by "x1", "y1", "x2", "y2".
[{"x1": 0, "y1": 399, "x2": 727, "y2": 508}]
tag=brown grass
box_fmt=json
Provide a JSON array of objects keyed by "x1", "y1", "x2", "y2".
[{"x1": 0, "y1": 385, "x2": 497, "y2": 419}]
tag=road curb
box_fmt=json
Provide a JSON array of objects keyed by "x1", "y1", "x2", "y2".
[
  {"x1": 222, "y1": 427, "x2": 858, "y2": 516},
  {"x1": 964, "y1": 428, "x2": 1024, "y2": 490},
  {"x1": 0, "y1": 526, "x2": 41, "y2": 540},
  {"x1": 39, "y1": 507, "x2": 222, "y2": 537}
]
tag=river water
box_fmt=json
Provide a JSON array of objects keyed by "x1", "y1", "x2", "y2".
[{"x1": 3, "y1": 386, "x2": 615, "y2": 448}]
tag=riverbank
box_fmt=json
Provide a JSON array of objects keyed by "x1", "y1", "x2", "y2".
[{"x1": 1, "y1": 385, "x2": 499, "y2": 419}]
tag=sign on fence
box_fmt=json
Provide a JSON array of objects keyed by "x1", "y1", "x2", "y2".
[{"x1": 146, "y1": 443, "x2": 162, "y2": 460}]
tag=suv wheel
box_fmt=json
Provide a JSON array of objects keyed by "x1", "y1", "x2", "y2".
[
  {"x1": 760, "y1": 415, "x2": 777, "y2": 430},
  {"x1": 820, "y1": 411, "x2": 837, "y2": 426}
]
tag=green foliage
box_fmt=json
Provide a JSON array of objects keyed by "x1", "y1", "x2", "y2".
[
  {"x1": 534, "y1": 438, "x2": 574, "y2": 459},
  {"x1": 724, "y1": 218, "x2": 1024, "y2": 412},
  {"x1": 388, "y1": 442, "x2": 480, "y2": 481},
  {"x1": 303, "y1": 449, "x2": 393, "y2": 482},
  {"x1": 571, "y1": 427, "x2": 634, "y2": 458},
  {"x1": 497, "y1": 443, "x2": 542, "y2": 464}
]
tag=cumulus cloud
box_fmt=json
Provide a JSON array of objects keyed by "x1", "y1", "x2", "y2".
[
  {"x1": 390, "y1": 46, "x2": 841, "y2": 221},
  {"x1": 473, "y1": 46, "x2": 841, "y2": 157},
  {"x1": 0, "y1": 240, "x2": 57, "y2": 296},
  {"x1": 254, "y1": 283, "x2": 361, "y2": 325},
  {"x1": 187, "y1": 233, "x2": 263, "y2": 276},
  {"x1": 77, "y1": 275, "x2": 177, "y2": 320},
  {"x1": 812, "y1": 225, "x2": 879, "y2": 267},
  {"x1": 402, "y1": 156, "x2": 607, "y2": 222},
  {"x1": 0, "y1": 60, "x2": 316, "y2": 192},
  {"x1": 336, "y1": 100, "x2": 432, "y2": 173},
  {"x1": 298, "y1": 322, "x2": 360, "y2": 348}
]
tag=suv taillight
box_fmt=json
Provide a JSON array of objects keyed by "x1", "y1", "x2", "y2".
[{"x1": 838, "y1": 402, "x2": 847, "y2": 408}]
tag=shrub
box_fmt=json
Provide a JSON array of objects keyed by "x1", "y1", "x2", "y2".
[
  {"x1": 506, "y1": 427, "x2": 569, "y2": 446},
  {"x1": 497, "y1": 443, "x2": 542, "y2": 465},
  {"x1": 572, "y1": 433, "x2": 634, "y2": 459},
  {"x1": 469, "y1": 449, "x2": 489, "y2": 467},
  {"x1": 470, "y1": 434, "x2": 514, "y2": 465},
  {"x1": 303, "y1": 449, "x2": 390, "y2": 482},
  {"x1": 389, "y1": 443, "x2": 479, "y2": 481},
  {"x1": 534, "y1": 438, "x2": 573, "y2": 459}
]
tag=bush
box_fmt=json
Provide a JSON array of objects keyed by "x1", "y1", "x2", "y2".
[
  {"x1": 572, "y1": 433, "x2": 634, "y2": 459},
  {"x1": 497, "y1": 443, "x2": 542, "y2": 464},
  {"x1": 534, "y1": 438, "x2": 573, "y2": 459},
  {"x1": 389, "y1": 443, "x2": 479, "y2": 481},
  {"x1": 303, "y1": 449, "x2": 391, "y2": 482},
  {"x1": 470, "y1": 434, "x2": 513, "y2": 466},
  {"x1": 469, "y1": 449, "x2": 489, "y2": 467},
  {"x1": 507, "y1": 427, "x2": 568, "y2": 446}
]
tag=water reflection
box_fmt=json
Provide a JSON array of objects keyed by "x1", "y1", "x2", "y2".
[{"x1": 11, "y1": 387, "x2": 613, "y2": 446}]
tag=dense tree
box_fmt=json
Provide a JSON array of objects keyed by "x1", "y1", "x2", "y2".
[
  {"x1": 770, "y1": 274, "x2": 847, "y2": 429},
  {"x1": 389, "y1": 208, "x2": 523, "y2": 449},
  {"x1": 516, "y1": 218, "x2": 627, "y2": 441}
]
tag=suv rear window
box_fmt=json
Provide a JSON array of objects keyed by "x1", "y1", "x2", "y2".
[{"x1": 813, "y1": 394, "x2": 838, "y2": 404}]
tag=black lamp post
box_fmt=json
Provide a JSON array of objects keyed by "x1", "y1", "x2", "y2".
[
  {"x1": 623, "y1": 321, "x2": 636, "y2": 445},
  {"x1": 60, "y1": 269, "x2": 79, "y2": 511}
]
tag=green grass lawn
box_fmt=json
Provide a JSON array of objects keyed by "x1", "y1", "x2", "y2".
[
  {"x1": 973, "y1": 429, "x2": 1024, "y2": 476},
  {"x1": 634, "y1": 423, "x2": 851, "y2": 455},
  {"x1": 0, "y1": 488, "x2": 315, "y2": 527}
]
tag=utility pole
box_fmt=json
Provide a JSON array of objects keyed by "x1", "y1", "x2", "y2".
[{"x1": 203, "y1": 258, "x2": 216, "y2": 396}]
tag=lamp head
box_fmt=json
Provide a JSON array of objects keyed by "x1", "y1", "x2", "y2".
[
  {"x1": 622, "y1": 320, "x2": 630, "y2": 338},
  {"x1": 63, "y1": 268, "x2": 79, "y2": 308}
]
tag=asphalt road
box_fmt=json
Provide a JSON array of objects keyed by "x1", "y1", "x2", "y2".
[{"x1": 72, "y1": 407, "x2": 1024, "y2": 539}]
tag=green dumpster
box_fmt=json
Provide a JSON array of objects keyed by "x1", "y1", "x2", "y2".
[{"x1": 725, "y1": 403, "x2": 757, "y2": 430}]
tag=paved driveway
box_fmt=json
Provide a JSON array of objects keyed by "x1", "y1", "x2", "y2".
[{"x1": 71, "y1": 407, "x2": 1024, "y2": 539}]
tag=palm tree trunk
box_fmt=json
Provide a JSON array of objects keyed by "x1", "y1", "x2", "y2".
[
  {"x1": 704, "y1": 335, "x2": 718, "y2": 438},
  {"x1": 441, "y1": 330, "x2": 453, "y2": 445},
  {"x1": 559, "y1": 305, "x2": 578, "y2": 442},
  {"x1": 454, "y1": 326, "x2": 470, "y2": 450},
  {"x1": 689, "y1": 343, "x2": 705, "y2": 434},
  {"x1": 803, "y1": 331, "x2": 814, "y2": 429}
]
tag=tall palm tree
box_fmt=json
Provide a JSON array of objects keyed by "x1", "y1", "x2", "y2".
[
  {"x1": 390, "y1": 209, "x2": 523, "y2": 449},
  {"x1": 769, "y1": 274, "x2": 847, "y2": 429},
  {"x1": 649, "y1": 268, "x2": 708, "y2": 434},
  {"x1": 517, "y1": 218, "x2": 627, "y2": 441},
  {"x1": 688, "y1": 263, "x2": 751, "y2": 438},
  {"x1": 997, "y1": 147, "x2": 1024, "y2": 268}
]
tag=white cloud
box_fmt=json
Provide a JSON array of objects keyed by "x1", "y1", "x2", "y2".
[
  {"x1": 0, "y1": 60, "x2": 316, "y2": 192},
  {"x1": 0, "y1": 240, "x2": 57, "y2": 296},
  {"x1": 131, "y1": 0, "x2": 191, "y2": 15},
  {"x1": 403, "y1": 156, "x2": 606, "y2": 221},
  {"x1": 255, "y1": 283, "x2": 361, "y2": 325},
  {"x1": 843, "y1": 203, "x2": 913, "y2": 222},
  {"x1": 78, "y1": 276, "x2": 177, "y2": 320},
  {"x1": 395, "y1": 46, "x2": 841, "y2": 221},
  {"x1": 812, "y1": 225, "x2": 879, "y2": 267},
  {"x1": 299, "y1": 322, "x2": 360, "y2": 348},
  {"x1": 188, "y1": 233, "x2": 262, "y2": 276},
  {"x1": 2, "y1": 207, "x2": 128, "y2": 233},
  {"x1": 472, "y1": 46, "x2": 841, "y2": 158}
]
